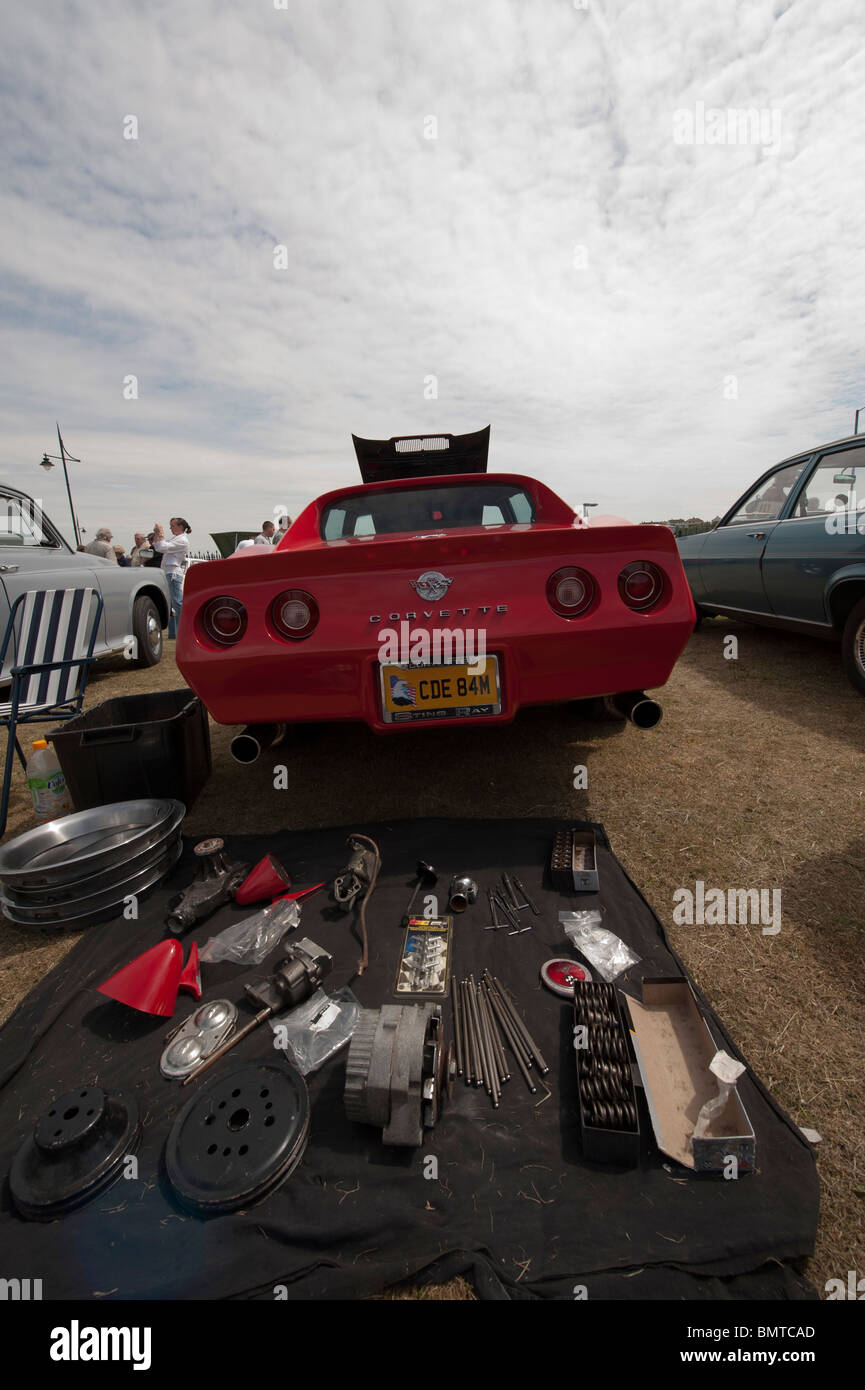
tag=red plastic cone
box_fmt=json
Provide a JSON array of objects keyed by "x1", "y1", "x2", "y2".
[
  {"x1": 97, "y1": 940, "x2": 183, "y2": 1017},
  {"x1": 235, "y1": 854, "x2": 292, "y2": 906},
  {"x1": 178, "y1": 942, "x2": 202, "y2": 1000}
]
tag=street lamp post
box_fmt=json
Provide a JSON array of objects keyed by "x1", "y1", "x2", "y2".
[
  {"x1": 582, "y1": 501, "x2": 598, "y2": 521},
  {"x1": 40, "y1": 424, "x2": 81, "y2": 547}
]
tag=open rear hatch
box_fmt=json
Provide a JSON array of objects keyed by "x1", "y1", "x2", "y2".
[{"x1": 352, "y1": 426, "x2": 490, "y2": 484}]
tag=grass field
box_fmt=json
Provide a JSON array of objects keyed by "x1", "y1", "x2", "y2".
[{"x1": 1, "y1": 618, "x2": 862, "y2": 1299}]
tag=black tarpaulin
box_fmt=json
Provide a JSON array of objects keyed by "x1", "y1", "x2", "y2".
[{"x1": 0, "y1": 819, "x2": 819, "y2": 1300}]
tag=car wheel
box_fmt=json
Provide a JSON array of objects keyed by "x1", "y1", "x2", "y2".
[
  {"x1": 132, "y1": 596, "x2": 163, "y2": 668},
  {"x1": 841, "y1": 597, "x2": 865, "y2": 696}
]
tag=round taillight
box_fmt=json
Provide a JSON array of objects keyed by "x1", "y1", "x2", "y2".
[
  {"x1": 202, "y1": 596, "x2": 247, "y2": 646},
  {"x1": 546, "y1": 566, "x2": 596, "y2": 618},
  {"x1": 618, "y1": 561, "x2": 666, "y2": 612},
  {"x1": 269, "y1": 589, "x2": 319, "y2": 641}
]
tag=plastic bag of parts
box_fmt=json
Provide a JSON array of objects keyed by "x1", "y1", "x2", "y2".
[
  {"x1": 199, "y1": 898, "x2": 300, "y2": 966},
  {"x1": 269, "y1": 986, "x2": 361, "y2": 1075},
  {"x1": 559, "y1": 910, "x2": 640, "y2": 983}
]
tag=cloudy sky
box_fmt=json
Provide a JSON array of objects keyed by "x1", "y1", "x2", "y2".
[{"x1": 1, "y1": 0, "x2": 864, "y2": 546}]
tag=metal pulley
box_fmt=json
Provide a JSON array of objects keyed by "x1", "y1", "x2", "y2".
[{"x1": 344, "y1": 1004, "x2": 455, "y2": 1146}]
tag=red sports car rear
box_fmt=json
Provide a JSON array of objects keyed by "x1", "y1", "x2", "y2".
[{"x1": 177, "y1": 431, "x2": 695, "y2": 743}]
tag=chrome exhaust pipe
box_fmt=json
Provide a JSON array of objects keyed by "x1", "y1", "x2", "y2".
[
  {"x1": 230, "y1": 723, "x2": 286, "y2": 764},
  {"x1": 605, "y1": 691, "x2": 663, "y2": 730}
]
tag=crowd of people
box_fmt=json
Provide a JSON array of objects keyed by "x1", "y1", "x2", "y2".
[
  {"x1": 80, "y1": 517, "x2": 192, "y2": 639},
  {"x1": 77, "y1": 513, "x2": 293, "y2": 637}
]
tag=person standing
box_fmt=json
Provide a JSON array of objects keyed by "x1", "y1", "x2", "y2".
[
  {"x1": 129, "y1": 532, "x2": 148, "y2": 565},
  {"x1": 255, "y1": 520, "x2": 276, "y2": 545},
  {"x1": 152, "y1": 517, "x2": 192, "y2": 639},
  {"x1": 84, "y1": 527, "x2": 115, "y2": 559}
]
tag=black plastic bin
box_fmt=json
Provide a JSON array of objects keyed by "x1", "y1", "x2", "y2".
[{"x1": 49, "y1": 689, "x2": 211, "y2": 811}]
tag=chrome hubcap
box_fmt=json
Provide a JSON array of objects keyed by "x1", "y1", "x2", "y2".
[
  {"x1": 147, "y1": 614, "x2": 161, "y2": 653},
  {"x1": 855, "y1": 619, "x2": 865, "y2": 677}
]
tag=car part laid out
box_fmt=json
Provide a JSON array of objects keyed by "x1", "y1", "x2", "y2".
[
  {"x1": 0, "y1": 800, "x2": 180, "y2": 889},
  {"x1": 235, "y1": 853, "x2": 292, "y2": 906},
  {"x1": 573, "y1": 981, "x2": 640, "y2": 1165},
  {"x1": 551, "y1": 827, "x2": 600, "y2": 893},
  {"x1": 455, "y1": 972, "x2": 550, "y2": 1106},
  {"x1": 2, "y1": 837, "x2": 184, "y2": 930},
  {"x1": 98, "y1": 939, "x2": 201, "y2": 1017},
  {"x1": 10, "y1": 1085, "x2": 141, "y2": 1221},
  {"x1": 540, "y1": 958, "x2": 594, "y2": 997},
  {"x1": 165, "y1": 837, "x2": 250, "y2": 934},
  {"x1": 622, "y1": 977, "x2": 755, "y2": 1173},
  {"x1": 448, "y1": 875, "x2": 477, "y2": 913},
  {"x1": 400, "y1": 859, "x2": 437, "y2": 925},
  {"x1": 395, "y1": 917, "x2": 452, "y2": 996},
  {"x1": 181, "y1": 937, "x2": 333, "y2": 1085},
  {"x1": 486, "y1": 887, "x2": 507, "y2": 931},
  {"x1": 331, "y1": 833, "x2": 381, "y2": 976},
  {"x1": 160, "y1": 999, "x2": 239, "y2": 1080},
  {"x1": 165, "y1": 1062, "x2": 310, "y2": 1214},
  {"x1": 344, "y1": 1004, "x2": 455, "y2": 1146}
]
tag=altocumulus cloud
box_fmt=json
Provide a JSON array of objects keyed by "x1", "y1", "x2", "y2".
[{"x1": 1, "y1": 0, "x2": 864, "y2": 539}]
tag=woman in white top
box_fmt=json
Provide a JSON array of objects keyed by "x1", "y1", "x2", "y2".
[{"x1": 152, "y1": 517, "x2": 191, "y2": 639}]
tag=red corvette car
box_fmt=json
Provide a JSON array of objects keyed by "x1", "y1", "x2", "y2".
[{"x1": 177, "y1": 428, "x2": 695, "y2": 760}]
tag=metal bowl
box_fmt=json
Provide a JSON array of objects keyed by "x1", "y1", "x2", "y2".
[
  {"x1": 1, "y1": 806, "x2": 185, "y2": 908},
  {"x1": 0, "y1": 837, "x2": 183, "y2": 930},
  {"x1": 0, "y1": 800, "x2": 184, "y2": 890}
]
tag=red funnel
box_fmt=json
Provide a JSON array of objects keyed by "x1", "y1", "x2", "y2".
[
  {"x1": 235, "y1": 854, "x2": 292, "y2": 906},
  {"x1": 178, "y1": 942, "x2": 202, "y2": 1000},
  {"x1": 273, "y1": 882, "x2": 325, "y2": 904},
  {"x1": 97, "y1": 940, "x2": 183, "y2": 1017}
]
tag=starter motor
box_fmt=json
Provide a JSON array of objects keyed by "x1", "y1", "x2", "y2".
[{"x1": 344, "y1": 1004, "x2": 455, "y2": 1147}]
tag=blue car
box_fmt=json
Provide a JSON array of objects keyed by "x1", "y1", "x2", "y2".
[{"x1": 677, "y1": 433, "x2": 865, "y2": 695}]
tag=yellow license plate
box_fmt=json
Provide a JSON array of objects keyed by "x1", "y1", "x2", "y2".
[{"x1": 379, "y1": 658, "x2": 502, "y2": 723}]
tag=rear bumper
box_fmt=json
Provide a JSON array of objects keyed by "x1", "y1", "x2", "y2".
[{"x1": 178, "y1": 615, "x2": 693, "y2": 733}]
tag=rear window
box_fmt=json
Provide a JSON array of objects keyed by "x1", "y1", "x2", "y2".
[{"x1": 321, "y1": 484, "x2": 536, "y2": 539}]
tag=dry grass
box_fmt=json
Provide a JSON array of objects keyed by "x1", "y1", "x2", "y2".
[{"x1": 1, "y1": 622, "x2": 862, "y2": 1297}]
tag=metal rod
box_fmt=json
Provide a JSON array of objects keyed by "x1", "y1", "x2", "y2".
[
  {"x1": 479, "y1": 984, "x2": 509, "y2": 1083},
  {"x1": 483, "y1": 976, "x2": 532, "y2": 1068},
  {"x1": 501, "y1": 872, "x2": 522, "y2": 911},
  {"x1": 461, "y1": 980, "x2": 478, "y2": 1086},
  {"x1": 492, "y1": 889, "x2": 519, "y2": 929},
  {"x1": 482, "y1": 982, "x2": 536, "y2": 1093},
  {"x1": 512, "y1": 874, "x2": 540, "y2": 916},
  {"x1": 181, "y1": 1008, "x2": 271, "y2": 1086},
  {"x1": 468, "y1": 976, "x2": 494, "y2": 1101},
  {"x1": 491, "y1": 974, "x2": 550, "y2": 1075},
  {"x1": 474, "y1": 980, "x2": 500, "y2": 1106},
  {"x1": 453, "y1": 978, "x2": 464, "y2": 1077}
]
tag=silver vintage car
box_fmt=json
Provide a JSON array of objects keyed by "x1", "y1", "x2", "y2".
[{"x1": 0, "y1": 484, "x2": 170, "y2": 676}]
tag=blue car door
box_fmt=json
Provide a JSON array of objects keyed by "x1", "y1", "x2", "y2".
[
  {"x1": 697, "y1": 459, "x2": 811, "y2": 613},
  {"x1": 761, "y1": 444, "x2": 865, "y2": 625}
]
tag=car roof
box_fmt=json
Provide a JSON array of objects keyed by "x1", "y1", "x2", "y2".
[{"x1": 773, "y1": 433, "x2": 865, "y2": 466}]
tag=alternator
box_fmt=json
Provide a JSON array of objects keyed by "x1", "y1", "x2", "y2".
[{"x1": 344, "y1": 1004, "x2": 455, "y2": 1147}]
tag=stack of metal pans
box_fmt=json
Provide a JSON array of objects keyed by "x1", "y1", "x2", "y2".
[{"x1": 0, "y1": 798, "x2": 185, "y2": 931}]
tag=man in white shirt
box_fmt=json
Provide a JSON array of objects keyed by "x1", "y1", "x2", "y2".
[
  {"x1": 255, "y1": 520, "x2": 276, "y2": 545},
  {"x1": 152, "y1": 517, "x2": 192, "y2": 639}
]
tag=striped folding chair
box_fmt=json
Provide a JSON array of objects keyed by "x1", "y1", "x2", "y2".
[{"x1": 0, "y1": 588, "x2": 104, "y2": 837}]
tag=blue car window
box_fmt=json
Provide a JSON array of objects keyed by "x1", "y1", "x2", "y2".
[
  {"x1": 795, "y1": 448, "x2": 865, "y2": 519},
  {"x1": 725, "y1": 461, "x2": 808, "y2": 526}
]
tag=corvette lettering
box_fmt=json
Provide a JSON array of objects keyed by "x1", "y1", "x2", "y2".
[{"x1": 369, "y1": 607, "x2": 507, "y2": 623}]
